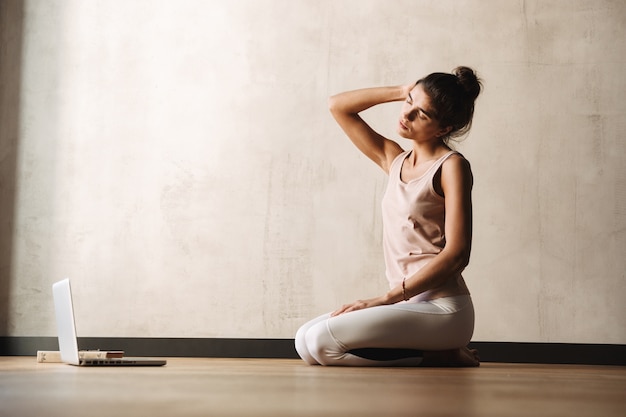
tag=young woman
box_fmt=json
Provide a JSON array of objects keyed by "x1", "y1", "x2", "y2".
[{"x1": 295, "y1": 67, "x2": 483, "y2": 366}]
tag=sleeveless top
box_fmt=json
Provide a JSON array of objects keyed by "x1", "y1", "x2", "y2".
[{"x1": 381, "y1": 150, "x2": 462, "y2": 301}]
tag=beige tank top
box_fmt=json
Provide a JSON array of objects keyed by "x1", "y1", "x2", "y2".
[{"x1": 381, "y1": 150, "x2": 462, "y2": 300}]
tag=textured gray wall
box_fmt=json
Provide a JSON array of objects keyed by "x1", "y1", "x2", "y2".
[{"x1": 1, "y1": 0, "x2": 625, "y2": 343}]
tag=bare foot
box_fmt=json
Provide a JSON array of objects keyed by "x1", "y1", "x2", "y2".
[{"x1": 421, "y1": 346, "x2": 480, "y2": 367}]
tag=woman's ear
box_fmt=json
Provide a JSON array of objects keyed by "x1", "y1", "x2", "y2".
[{"x1": 436, "y1": 126, "x2": 452, "y2": 138}]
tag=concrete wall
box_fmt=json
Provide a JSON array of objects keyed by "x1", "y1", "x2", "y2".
[{"x1": 1, "y1": 0, "x2": 624, "y2": 343}]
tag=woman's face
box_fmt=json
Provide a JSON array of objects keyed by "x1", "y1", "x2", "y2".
[{"x1": 397, "y1": 84, "x2": 449, "y2": 143}]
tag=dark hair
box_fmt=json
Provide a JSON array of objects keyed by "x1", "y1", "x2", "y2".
[{"x1": 416, "y1": 66, "x2": 482, "y2": 142}]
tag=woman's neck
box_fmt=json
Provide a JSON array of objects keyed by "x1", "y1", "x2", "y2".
[{"x1": 408, "y1": 141, "x2": 450, "y2": 167}]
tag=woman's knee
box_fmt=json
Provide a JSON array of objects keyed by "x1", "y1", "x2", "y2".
[
  {"x1": 295, "y1": 325, "x2": 319, "y2": 365},
  {"x1": 303, "y1": 322, "x2": 343, "y2": 366}
]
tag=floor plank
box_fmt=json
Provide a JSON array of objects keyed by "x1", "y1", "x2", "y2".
[{"x1": 1, "y1": 357, "x2": 625, "y2": 417}]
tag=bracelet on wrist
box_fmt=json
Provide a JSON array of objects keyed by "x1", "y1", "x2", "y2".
[{"x1": 402, "y1": 277, "x2": 409, "y2": 301}]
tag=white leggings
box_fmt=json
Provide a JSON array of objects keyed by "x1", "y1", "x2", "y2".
[{"x1": 295, "y1": 295, "x2": 474, "y2": 366}]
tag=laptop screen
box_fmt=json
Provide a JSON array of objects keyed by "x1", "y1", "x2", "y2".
[{"x1": 52, "y1": 279, "x2": 81, "y2": 365}]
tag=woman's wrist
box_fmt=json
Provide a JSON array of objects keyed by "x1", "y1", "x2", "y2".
[
  {"x1": 383, "y1": 287, "x2": 404, "y2": 305},
  {"x1": 391, "y1": 85, "x2": 411, "y2": 102}
]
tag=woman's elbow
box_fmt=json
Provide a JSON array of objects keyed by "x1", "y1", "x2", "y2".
[
  {"x1": 328, "y1": 95, "x2": 339, "y2": 114},
  {"x1": 448, "y1": 247, "x2": 471, "y2": 272},
  {"x1": 458, "y1": 252, "x2": 471, "y2": 270}
]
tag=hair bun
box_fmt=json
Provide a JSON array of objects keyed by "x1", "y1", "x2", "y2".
[{"x1": 453, "y1": 66, "x2": 482, "y2": 101}]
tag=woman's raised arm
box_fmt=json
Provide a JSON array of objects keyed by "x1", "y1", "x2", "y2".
[{"x1": 328, "y1": 85, "x2": 410, "y2": 173}]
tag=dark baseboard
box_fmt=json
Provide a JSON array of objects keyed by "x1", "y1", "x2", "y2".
[
  {"x1": 0, "y1": 337, "x2": 299, "y2": 359},
  {"x1": 1, "y1": 337, "x2": 624, "y2": 366},
  {"x1": 466, "y1": 341, "x2": 625, "y2": 366}
]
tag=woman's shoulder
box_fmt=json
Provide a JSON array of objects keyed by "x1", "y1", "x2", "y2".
[
  {"x1": 440, "y1": 152, "x2": 473, "y2": 187},
  {"x1": 442, "y1": 151, "x2": 470, "y2": 169}
]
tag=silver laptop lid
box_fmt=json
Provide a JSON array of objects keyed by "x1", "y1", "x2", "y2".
[{"x1": 52, "y1": 279, "x2": 81, "y2": 365}]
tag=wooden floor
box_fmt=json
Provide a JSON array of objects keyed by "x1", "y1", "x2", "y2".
[{"x1": 1, "y1": 357, "x2": 625, "y2": 417}]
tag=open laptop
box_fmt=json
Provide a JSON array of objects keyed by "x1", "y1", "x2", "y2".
[{"x1": 52, "y1": 278, "x2": 166, "y2": 366}]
